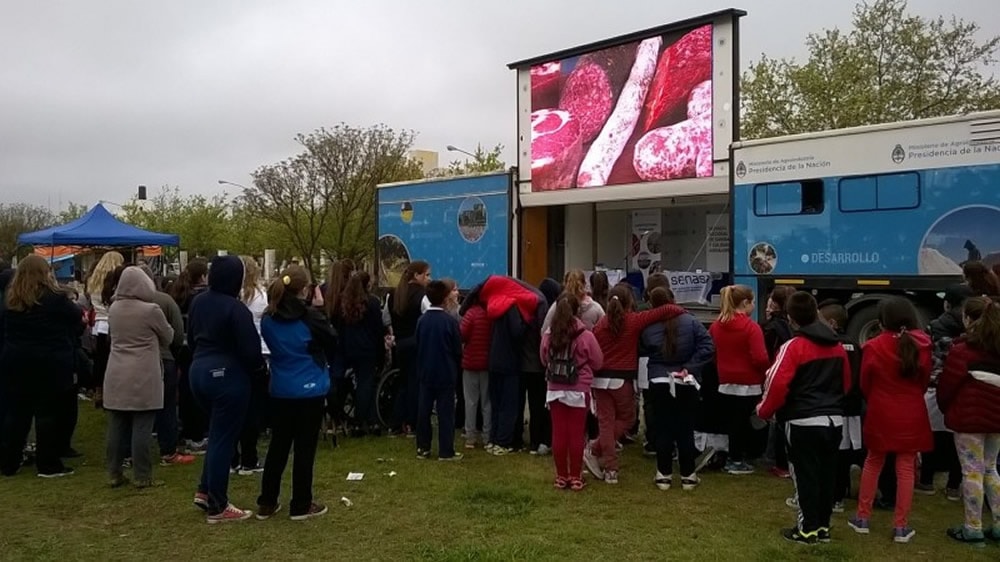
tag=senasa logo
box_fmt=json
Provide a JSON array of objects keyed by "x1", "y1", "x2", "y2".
[{"x1": 670, "y1": 273, "x2": 712, "y2": 286}]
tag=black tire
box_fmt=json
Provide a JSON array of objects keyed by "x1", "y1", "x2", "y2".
[
  {"x1": 846, "y1": 304, "x2": 881, "y2": 345},
  {"x1": 375, "y1": 367, "x2": 401, "y2": 428}
]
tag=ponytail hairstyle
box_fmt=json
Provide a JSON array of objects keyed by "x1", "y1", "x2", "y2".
[
  {"x1": 877, "y1": 296, "x2": 922, "y2": 379},
  {"x1": 266, "y1": 265, "x2": 310, "y2": 315},
  {"x1": 170, "y1": 258, "x2": 209, "y2": 306},
  {"x1": 606, "y1": 283, "x2": 635, "y2": 336},
  {"x1": 324, "y1": 259, "x2": 356, "y2": 318},
  {"x1": 562, "y1": 269, "x2": 587, "y2": 300},
  {"x1": 393, "y1": 260, "x2": 429, "y2": 316},
  {"x1": 963, "y1": 296, "x2": 1000, "y2": 357},
  {"x1": 649, "y1": 286, "x2": 679, "y2": 358},
  {"x1": 717, "y1": 284, "x2": 755, "y2": 323},
  {"x1": 549, "y1": 293, "x2": 581, "y2": 354},
  {"x1": 340, "y1": 271, "x2": 373, "y2": 324},
  {"x1": 240, "y1": 255, "x2": 261, "y2": 304},
  {"x1": 589, "y1": 271, "x2": 610, "y2": 311},
  {"x1": 963, "y1": 261, "x2": 1000, "y2": 297}
]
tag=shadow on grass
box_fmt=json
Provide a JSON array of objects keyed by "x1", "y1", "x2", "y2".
[
  {"x1": 457, "y1": 485, "x2": 536, "y2": 521},
  {"x1": 413, "y1": 542, "x2": 544, "y2": 562},
  {"x1": 753, "y1": 544, "x2": 853, "y2": 561}
]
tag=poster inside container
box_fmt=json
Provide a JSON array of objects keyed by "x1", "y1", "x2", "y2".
[
  {"x1": 377, "y1": 174, "x2": 509, "y2": 290},
  {"x1": 530, "y1": 24, "x2": 713, "y2": 191}
]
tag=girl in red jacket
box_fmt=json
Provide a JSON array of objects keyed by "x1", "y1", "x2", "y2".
[
  {"x1": 708, "y1": 285, "x2": 770, "y2": 475},
  {"x1": 937, "y1": 296, "x2": 1000, "y2": 545},
  {"x1": 541, "y1": 294, "x2": 603, "y2": 491},
  {"x1": 586, "y1": 284, "x2": 684, "y2": 484},
  {"x1": 849, "y1": 297, "x2": 932, "y2": 544}
]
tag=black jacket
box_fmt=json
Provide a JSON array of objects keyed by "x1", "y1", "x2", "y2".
[
  {"x1": 762, "y1": 313, "x2": 794, "y2": 363},
  {"x1": 415, "y1": 309, "x2": 462, "y2": 387},
  {"x1": 388, "y1": 284, "x2": 426, "y2": 357},
  {"x1": 837, "y1": 331, "x2": 864, "y2": 416},
  {"x1": 333, "y1": 295, "x2": 384, "y2": 363},
  {"x1": 0, "y1": 288, "x2": 83, "y2": 392},
  {"x1": 758, "y1": 321, "x2": 851, "y2": 423},
  {"x1": 186, "y1": 256, "x2": 265, "y2": 383}
]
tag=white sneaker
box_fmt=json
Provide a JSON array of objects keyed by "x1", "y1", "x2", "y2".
[
  {"x1": 654, "y1": 472, "x2": 672, "y2": 491},
  {"x1": 583, "y1": 446, "x2": 604, "y2": 480},
  {"x1": 681, "y1": 474, "x2": 700, "y2": 491},
  {"x1": 536, "y1": 444, "x2": 551, "y2": 456}
]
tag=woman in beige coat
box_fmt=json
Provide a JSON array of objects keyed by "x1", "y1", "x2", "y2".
[{"x1": 104, "y1": 266, "x2": 174, "y2": 488}]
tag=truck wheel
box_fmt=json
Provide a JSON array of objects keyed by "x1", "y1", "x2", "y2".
[{"x1": 846, "y1": 304, "x2": 881, "y2": 345}]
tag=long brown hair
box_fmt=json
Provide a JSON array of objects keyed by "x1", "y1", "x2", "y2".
[
  {"x1": 649, "y1": 287, "x2": 679, "y2": 358},
  {"x1": 964, "y1": 296, "x2": 1000, "y2": 357},
  {"x1": 240, "y1": 255, "x2": 262, "y2": 304},
  {"x1": 563, "y1": 269, "x2": 587, "y2": 300},
  {"x1": 266, "y1": 265, "x2": 310, "y2": 315},
  {"x1": 549, "y1": 293, "x2": 580, "y2": 354},
  {"x1": 768, "y1": 285, "x2": 796, "y2": 314},
  {"x1": 589, "y1": 271, "x2": 610, "y2": 310},
  {"x1": 393, "y1": 260, "x2": 429, "y2": 316},
  {"x1": 324, "y1": 259, "x2": 355, "y2": 318},
  {"x1": 6, "y1": 255, "x2": 60, "y2": 312},
  {"x1": 718, "y1": 285, "x2": 754, "y2": 323},
  {"x1": 170, "y1": 258, "x2": 208, "y2": 305},
  {"x1": 963, "y1": 261, "x2": 1000, "y2": 297},
  {"x1": 605, "y1": 284, "x2": 635, "y2": 337},
  {"x1": 340, "y1": 271, "x2": 373, "y2": 324},
  {"x1": 878, "y1": 297, "x2": 921, "y2": 379},
  {"x1": 102, "y1": 263, "x2": 133, "y2": 306}
]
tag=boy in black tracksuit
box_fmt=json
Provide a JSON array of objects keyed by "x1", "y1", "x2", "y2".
[
  {"x1": 818, "y1": 303, "x2": 864, "y2": 509},
  {"x1": 757, "y1": 292, "x2": 851, "y2": 545},
  {"x1": 415, "y1": 281, "x2": 463, "y2": 460}
]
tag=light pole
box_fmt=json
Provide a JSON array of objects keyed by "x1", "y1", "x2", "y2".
[
  {"x1": 218, "y1": 179, "x2": 250, "y2": 190},
  {"x1": 446, "y1": 145, "x2": 479, "y2": 161}
]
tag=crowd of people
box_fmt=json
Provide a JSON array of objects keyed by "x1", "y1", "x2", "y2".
[{"x1": 0, "y1": 252, "x2": 999, "y2": 548}]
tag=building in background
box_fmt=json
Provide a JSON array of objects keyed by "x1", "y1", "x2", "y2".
[{"x1": 407, "y1": 150, "x2": 439, "y2": 175}]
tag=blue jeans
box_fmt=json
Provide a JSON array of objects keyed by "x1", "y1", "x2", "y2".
[
  {"x1": 155, "y1": 359, "x2": 179, "y2": 456},
  {"x1": 417, "y1": 384, "x2": 456, "y2": 458},
  {"x1": 189, "y1": 364, "x2": 250, "y2": 515}
]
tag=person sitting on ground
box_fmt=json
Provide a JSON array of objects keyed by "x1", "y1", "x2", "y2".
[{"x1": 757, "y1": 291, "x2": 850, "y2": 545}]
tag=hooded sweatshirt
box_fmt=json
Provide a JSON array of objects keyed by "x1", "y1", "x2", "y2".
[
  {"x1": 708, "y1": 313, "x2": 770, "y2": 393},
  {"x1": 756, "y1": 321, "x2": 851, "y2": 424},
  {"x1": 541, "y1": 295, "x2": 604, "y2": 334},
  {"x1": 860, "y1": 329, "x2": 933, "y2": 453},
  {"x1": 186, "y1": 256, "x2": 265, "y2": 384},
  {"x1": 936, "y1": 339, "x2": 1000, "y2": 434},
  {"x1": 104, "y1": 267, "x2": 175, "y2": 411},
  {"x1": 262, "y1": 293, "x2": 336, "y2": 400},
  {"x1": 138, "y1": 264, "x2": 184, "y2": 361},
  {"x1": 592, "y1": 304, "x2": 686, "y2": 378},
  {"x1": 541, "y1": 317, "x2": 603, "y2": 395}
]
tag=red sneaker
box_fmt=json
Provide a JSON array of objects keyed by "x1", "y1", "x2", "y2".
[
  {"x1": 207, "y1": 504, "x2": 253, "y2": 524},
  {"x1": 769, "y1": 466, "x2": 791, "y2": 479},
  {"x1": 554, "y1": 476, "x2": 569, "y2": 490},
  {"x1": 161, "y1": 453, "x2": 196, "y2": 466}
]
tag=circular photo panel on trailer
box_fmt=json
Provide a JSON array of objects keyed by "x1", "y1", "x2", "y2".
[
  {"x1": 749, "y1": 242, "x2": 777, "y2": 274},
  {"x1": 457, "y1": 196, "x2": 487, "y2": 243},
  {"x1": 919, "y1": 205, "x2": 1000, "y2": 275},
  {"x1": 377, "y1": 234, "x2": 411, "y2": 287}
]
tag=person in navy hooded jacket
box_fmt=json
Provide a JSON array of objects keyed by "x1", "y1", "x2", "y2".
[
  {"x1": 187, "y1": 255, "x2": 266, "y2": 524},
  {"x1": 256, "y1": 265, "x2": 335, "y2": 521},
  {"x1": 415, "y1": 280, "x2": 464, "y2": 460}
]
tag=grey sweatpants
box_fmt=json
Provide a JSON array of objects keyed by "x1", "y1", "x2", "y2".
[
  {"x1": 106, "y1": 409, "x2": 157, "y2": 483},
  {"x1": 463, "y1": 370, "x2": 491, "y2": 443}
]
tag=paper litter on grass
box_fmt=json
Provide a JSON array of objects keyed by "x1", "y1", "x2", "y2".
[
  {"x1": 346, "y1": 472, "x2": 364, "y2": 481},
  {"x1": 340, "y1": 497, "x2": 353, "y2": 507},
  {"x1": 385, "y1": 471, "x2": 397, "y2": 477}
]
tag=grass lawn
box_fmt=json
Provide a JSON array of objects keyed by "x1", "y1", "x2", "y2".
[{"x1": 0, "y1": 406, "x2": 996, "y2": 561}]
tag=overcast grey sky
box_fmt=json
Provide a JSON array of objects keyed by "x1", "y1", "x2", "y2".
[{"x1": 0, "y1": 0, "x2": 995, "y2": 210}]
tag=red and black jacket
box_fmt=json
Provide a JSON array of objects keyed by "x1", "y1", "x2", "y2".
[{"x1": 757, "y1": 321, "x2": 852, "y2": 423}]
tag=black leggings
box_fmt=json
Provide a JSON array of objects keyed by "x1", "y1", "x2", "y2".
[{"x1": 721, "y1": 393, "x2": 759, "y2": 463}]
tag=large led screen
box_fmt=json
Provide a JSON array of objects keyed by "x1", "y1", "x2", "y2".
[{"x1": 529, "y1": 24, "x2": 713, "y2": 191}]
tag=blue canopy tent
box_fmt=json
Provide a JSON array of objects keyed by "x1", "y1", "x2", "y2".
[{"x1": 17, "y1": 204, "x2": 179, "y2": 247}]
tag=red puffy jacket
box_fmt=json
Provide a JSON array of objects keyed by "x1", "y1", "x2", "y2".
[
  {"x1": 860, "y1": 330, "x2": 933, "y2": 453},
  {"x1": 937, "y1": 340, "x2": 1000, "y2": 434},
  {"x1": 460, "y1": 304, "x2": 491, "y2": 371}
]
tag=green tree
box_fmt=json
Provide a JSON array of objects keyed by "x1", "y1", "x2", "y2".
[
  {"x1": 741, "y1": 0, "x2": 1000, "y2": 139},
  {"x1": 427, "y1": 143, "x2": 507, "y2": 177},
  {"x1": 57, "y1": 202, "x2": 90, "y2": 225},
  {"x1": 243, "y1": 124, "x2": 423, "y2": 275},
  {"x1": 121, "y1": 187, "x2": 231, "y2": 257},
  {"x1": 0, "y1": 203, "x2": 54, "y2": 259}
]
